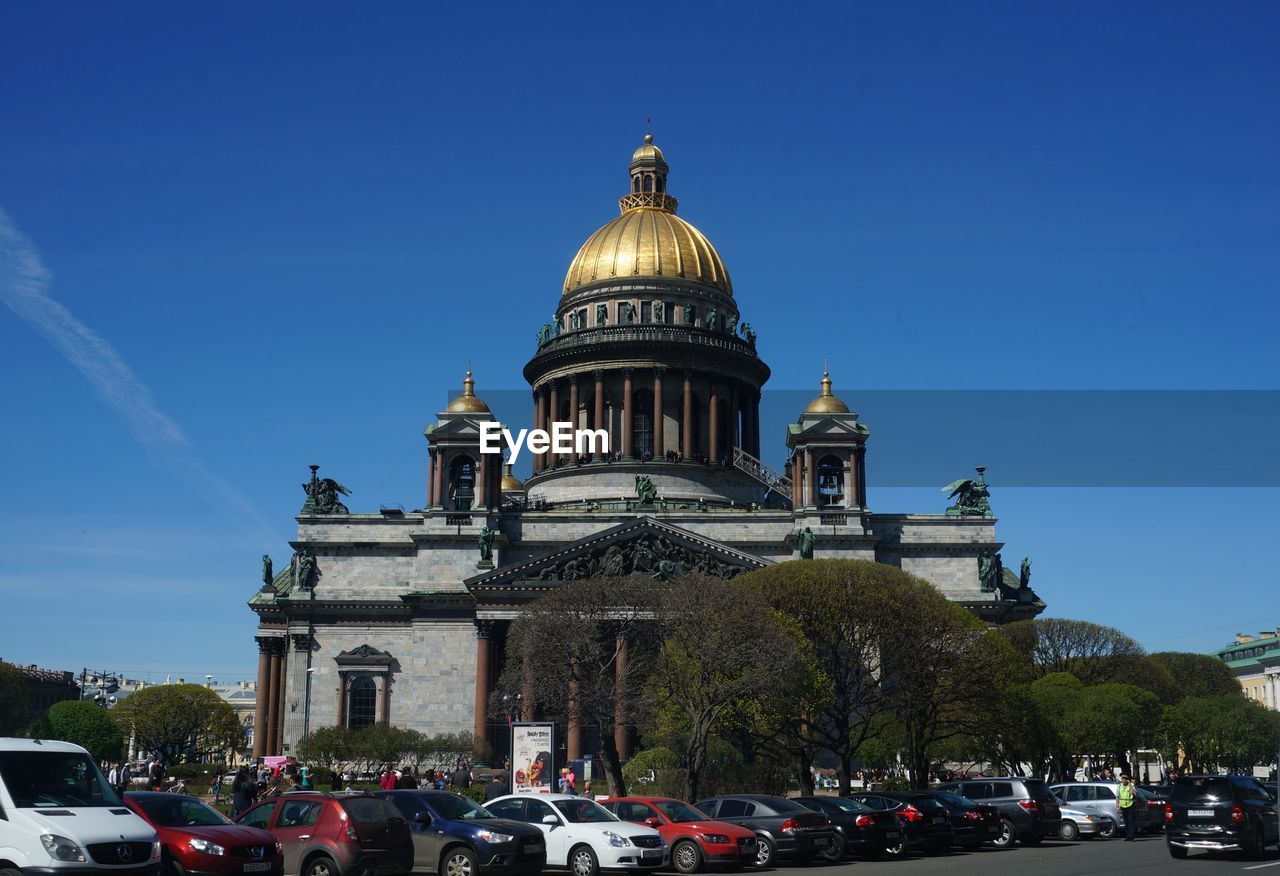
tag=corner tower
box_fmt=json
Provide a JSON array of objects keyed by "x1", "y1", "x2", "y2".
[{"x1": 522, "y1": 136, "x2": 773, "y2": 509}]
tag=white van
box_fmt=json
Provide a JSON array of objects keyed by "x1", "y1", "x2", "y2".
[{"x1": 0, "y1": 738, "x2": 159, "y2": 876}]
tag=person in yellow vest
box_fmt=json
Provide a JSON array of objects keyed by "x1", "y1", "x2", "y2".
[{"x1": 1118, "y1": 774, "x2": 1138, "y2": 841}]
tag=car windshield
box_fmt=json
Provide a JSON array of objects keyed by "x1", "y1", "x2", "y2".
[
  {"x1": 822, "y1": 798, "x2": 870, "y2": 814},
  {"x1": 654, "y1": 800, "x2": 710, "y2": 823},
  {"x1": 136, "y1": 795, "x2": 231, "y2": 827},
  {"x1": 553, "y1": 799, "x2": 618, "y2": 823},
  {"x1": 0, "y1": 751, "x2": 121, "y2": 808},
  {"x1": 429, "y1": 794, "x2": 493, "y2": 821},
  {"x1": 933, "y1": 792, "x2": 978, "y2": 808},
  {"x1": 1172, "y1": 778, "x2": 1235, "y2": 803}
]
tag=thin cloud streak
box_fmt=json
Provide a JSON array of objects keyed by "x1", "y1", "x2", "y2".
[{"x1": 0, "y1": 208, "x2": 280, "y2": 543}]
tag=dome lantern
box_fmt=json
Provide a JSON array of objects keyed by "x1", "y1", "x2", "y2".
[
  {"x1": 620, "y1": 133, "x2": 678, "y2": 214},
  {"x1": 805, "y1": 370, "x2": 850, "y2": 414},
  {"x1": 446, "y1": 369, "x2": 491, "y2": 414}
]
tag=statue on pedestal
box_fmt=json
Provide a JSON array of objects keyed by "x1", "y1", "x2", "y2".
[
  {"x1": 706, "y1": 308, "x2": 719, "y2": 332},
  {"x1": 596, "y1": 304, "x2": 608, "y2": 326},
  {"x1": 797, "y1": 526, "x2": 816, "y2": 559},
  {"x1": 261, "y1": 554, "x2": 273, "y2": 589},
  {"x1": 478, "y1": 527, "x2": 496, "y2": 565},
  {"x1": 635, "y1": 474, "x2": 658, "y2": 506},
  {"x1": 293, "y1": 548, "x2": 316, "y2": 591},
  {"x1": 1019, "y1": 557, "x2": 1032, "y2": 590},
  {"x1": 653, "y1": 301, "x2": 665, "y2": 323},
  {"x1": 683, "y1": 304, "x2": 695, "y2": 326},
  {"x1": 302, "y1": 465, "x2": 350, "y2": 515},
  {"x1": 943, "y1": 466, "x2": 992, "y2": 517}
]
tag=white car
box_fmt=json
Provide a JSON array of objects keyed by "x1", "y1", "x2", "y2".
[{"x1": 486, "y1": 793, "x2": 666, "y2": 876}]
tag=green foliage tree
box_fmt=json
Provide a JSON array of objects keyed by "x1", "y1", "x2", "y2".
[
  {"x1": 646, "y1": 575, "x2": 811, "y2": 802},
  {"x1": 0, "y1": 662, "x2": 30, "y2": 735},
  {"x1": 295, "y1": 725, "x2": 355, "y2": 770},
  {"x1": 1001, "y1": 618, "x2": 1144, "y2": 684},
  {"x1": 42, "y1": 700, "x2": 124, "y2": 762},
  {"x1": 1173, "y1": 695, "x2": 1280, "y2": 773},
  {"x1": 1148, "y1": 652, "x2": 1241, "y2": 702},
  {"x1": 738, "y1": 559, "x2": 924, "y2": 794},
  {"x1": 111, "y1": 684, "x2": 243, "y2": 764}
]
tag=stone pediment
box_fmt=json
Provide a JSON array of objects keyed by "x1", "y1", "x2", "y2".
[
  {"x1": 788, "y1": 417, "x2": 869, "y2": 440},
  {"x1": 465, "y1": 517, "x2": 771, "y2": 599},
  {"x1": 424, "y1": 417, "x2": 493, "y2": 440},
  {"x1": 335, "y1": 644, "x2": 395, "y2": 666}
]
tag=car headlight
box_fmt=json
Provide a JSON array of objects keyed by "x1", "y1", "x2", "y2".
[
  {"x1": 1084, "y1": 815, "x2": 1098, "y2": 822},
  {"x1": 152, "y1": 842, "x2": 162, "y2": 861},
  {"x1": 189, "y1": 838, "x2": 226, "y2": 856},
  {"x1": 476, "y1": 830, "x2": 515, "y2": 844},
  {"x1": 602, "y1": 831, "x2": 629, "y2": 848},
  {"x1": 701, "y1": 834, "x2": 730, "y2": 844},
  {"x1": 40, "y1": 834, "x2": 86, "y2": 862}
]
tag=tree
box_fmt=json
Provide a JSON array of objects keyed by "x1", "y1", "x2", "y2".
[
  {"x1": 42, "y1": 700, "x2": 124, "y2": 762},
  {"x1": 1148, "y1": 652, "x2": 1240, "y2": 702},
  {"x1": 738, "y1": 559, "x2": 928, "y2": 794},
  {"x1": 111, "y1": 684, "x2": 243, "y2": 764},
  {"x1": 882, "y1": 578, "x2": 1022, "y2": 788},
  {"x1": 1171, "y1": 695, "x2": 1280, "y2": 773},
  {"x1": 1001, "y1": 618, "x2": 1144, "y2": 683},
  {"x1": 296, "y1": 725, "x2": 355, "y2": 771},
  {"x1": 0, "y1": 662, "x2": 30, "y2": 735},
  {"x1": 494, "y1": 575, "x2": 661, "y2": 796},
  {"x1": 646, "y1": 575, "x2": 812, "y2": 802}
]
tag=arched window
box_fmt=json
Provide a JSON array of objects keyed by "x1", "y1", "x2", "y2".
[
  {"x1": 656, "y1": 176, "x2": 665, "y2": 193},
  {"x1": 348, "y1": 676, "x2": 377, "y2": 729},
  {"x1": 449, "y1": 457, "x2": 475, "y2": 511},
  {"x1": 643, "y1": 175, "x2": 653, "y2": 192},
  {"x1": 632, "y1": 177, "x2": 640, "y2": 193},
  {"x1": 632, "y1": 395, "x2": 653, "y2": 460},
  {"x1": 817, "y1": 455, "x2": 845, "y2": 506}
]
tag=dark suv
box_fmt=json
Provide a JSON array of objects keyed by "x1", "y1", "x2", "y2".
[
  {"x1": 375, "y1": 789, "x2": 546, "y2": 876},
  {"x1": 694, "y1": 795, "x2": 833, "y2": 867},
  {"x1": 935, "y1": 778, "x2": 1061, "y2": 847},
  {"x1": 237, "y1": 792, "x2": 413, "y2": 876},
  {"x1": 1165, "y1": 775, "x2": 1279, "y2": 859}
]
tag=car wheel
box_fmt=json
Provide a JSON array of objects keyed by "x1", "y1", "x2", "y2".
[
  {"x1": 883, "y1": 838, "x2": 906, "y2": 857},
  {"x1": 754, "y1": 835, "x2": 774, "y2": 867},
  {"x1": 441, "y1": 847, "x2": 478, "y2": 876},
  {"x1": 1097, "y1": 818, "x2": 1117, "y2": 839},
  {"x1": 1245, "y1": 827, "x2": 1266, "y2": 861},
  {"x1": 820, "y1": 831, "x2": 846, "y2": 862},
  {"x1": 672, "y1": 840, "x2": 703, "y2": 874},
  {"x1": 164, "y1": 856, "x2": 186, "y2": 876},
  {"x1": 570, "y1": 845, "x2": 599, "y2": 876},
  {"x1": 2, "y1": 868, "x2": 24, "y2": 876},
  {"x1": 304, "y1": 856, "x2": 336, "y2": 876},
  {"x1": 991, "y1": 819, "x2": 1016, "y2": 849},
  {"x1": 1058, "y1": 821, "x2": 1079, "y2": 842},
  {"x1": 1169, "y1": 843, "x2": 1188, "y2": 859}
]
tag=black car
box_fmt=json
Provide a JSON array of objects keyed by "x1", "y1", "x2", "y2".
[
  {"x1": 843, "y1": 791, "x2": 955, "y2": 855},
  {"x1": 1165, "y1": 775, "x2": 1280, "y2": 860},
  {"x1": 792, "y1": 796, "x2": 902, "y2": 860},
  {"x1": 376, "y1": 789, "x2": 547, "y2": 876},
  {"x1": 927, "y1": 791, "x2": 1003, "y2": 849},
  {"x1": 935, "y1": 777, "x2": 1061, "y2": 847},
  {"x1": 694, "y1": 795, "x2": 834, "y2": 867}
]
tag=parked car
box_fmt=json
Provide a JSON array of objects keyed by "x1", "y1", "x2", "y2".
[
  {"x1": 599, "y1": 796, "x2": 757, "y2": 872},
  {"x1": 1055, "y1": 805, "x2": 1104, "y2": 841},
  {"x1": 484, "y1": 793, "x2": 665, "y2": 876},
  {"x1": 925, "y1": 791, "x2": 1003, "y2": 849},
  {"x1": 1050, "y1": 782, "x2": 1161, "y2": 834},
  {"x1": 842, "y1": 791, "x2": 955, "y2": 855},
  {"x1": 0, "y1": 738, "x2": 160, "y2": 876},
  {"x1": 791, "y1": 795, "x2": 902, "y2": 860},
  {"x1": 1052, "y1": 790, "x2": 1116, "y2": 838},
  {"x1": 1164, "y1": 775, "x2": 1280, "y2": 859},
  {"x1": 935, "y1": 777, "x2": 1061, "y2": 847},
  {"x1": 374, "y1": 789, "x2": 545, "y2": 876},
  {"x1": 125, "y1": 791, "x2": 283, "y2": 876},
  {"x1": 694, "y1": 794, "x2": 833, "y2": 866},
  {"x1": 235, "y1": 791, "x2": 413, "y2": 876}
]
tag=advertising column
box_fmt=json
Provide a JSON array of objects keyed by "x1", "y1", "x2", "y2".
[{"x1": 511, "y1": 722, "x2": 556, "y2": 794}]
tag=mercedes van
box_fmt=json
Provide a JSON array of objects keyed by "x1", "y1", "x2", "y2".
[{"x1": 0, "y1": 738, "x2": 159, "y2": 876}]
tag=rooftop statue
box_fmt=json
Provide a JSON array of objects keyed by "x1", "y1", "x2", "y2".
[
  {"x1": 942, "y1": 466, "x2": 992, "y2": 517},
  {"x1": 1019, "y1": 556, "x2": 1032, "y2": 590},
  {"x1": 978, "y1": 549, "x2": 1004, "y2": 591},
  {"x1": 302, "y1": 465, "x2": 350, "y2": 514},
  {"x1": 653, "y1": 301, "x2": 664, "y2": 323},
  {"x1": 261, "y1": 554, "x2": 273, "y2": 589},
  {"x1": 706, "y1": 307, "x2": 719, "y2": 332},
  {"x1": 293, "y1": 548, "x2": 316, "y2": 591},
  {"x1": 683, "y1": 303, "x2": 695, "y2": 326},
  {"x1": 635, "y1": 474, "x2": 658, "y2": 506}
]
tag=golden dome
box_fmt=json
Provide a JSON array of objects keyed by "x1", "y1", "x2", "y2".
[
  {"x1": 446, "y1": 369, "x2": 491, "y2": 413},
  {"x1": 805, "y1": 370, "x2": 850, "y2": 414},
  {"x1": 632, "y1": 133, "x2": 665, "y2": 164},
  {"x1": 563, "y1": 208, "x2": 732, "y2": 296},
  {"x1": 500, "y1": 463, "x2": 525, "y2": 492}
]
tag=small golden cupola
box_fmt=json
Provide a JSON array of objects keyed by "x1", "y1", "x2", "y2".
[
  {"x1": 805, "y1": 370, "x2": 851, "y2": 414},
  {"x1": 446, "y1": 369, "x2": 491, "y2": 414},
  {"x1": 500, "y1": 463, "x2": 525, "y2": 492}
]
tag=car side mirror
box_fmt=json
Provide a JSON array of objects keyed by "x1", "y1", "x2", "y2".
[
  {"x1": 542, "y1": 814, "x2": 559, "y2": 825},
  {"x1": 644, "y1": 817, "x2": 661, "y2": 828},
  {"x1": 414, "y1": 811, "x2": 432, "y2": 825}
]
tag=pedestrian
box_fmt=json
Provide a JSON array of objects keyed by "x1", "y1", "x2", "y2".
[
  {"x1": 231, "y1": 768, "x2": 255, "y2": 818},
  {"x1": 329, "y1": 764, "x2": 341, "y2": 792},
  {"x1": 380, "y1": 766, "x2": 398, "y2": 791},
  {"x1": 108, "y1": 763, "x2": 120, "y2": 792},
  {"x1": 1118, "y1": 774, "x2": 1138, "y2": 841},
  {"x1": 451, "y1": 762, "x2": 471, "y2": 790},
  {"x1": 484, "y1": 773, "x2": 506, "y2": 802},
  {"x1": 299, "y1": 765, "x2": 313, "y2": 790},
  {"x1": 116, "y1": 761, "x2": 132, "y2": 796},
  {"x1": 581, "y1": 781, "x2": 593, "y2": 801},
  {"x1": 434, "y1": 771, "x2": 447, "y2": 790},
  {"x1": 397, "y1": 767, "x2": 418, "y2": 790},
  {"x1": 212, "y1": 770, "x2": 224, "y2": 803},
  {"x1": 149, "y1": 758, "x2": 165, "y2": 791}
]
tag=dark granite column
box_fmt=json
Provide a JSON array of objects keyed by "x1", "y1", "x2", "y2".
[
  {"x1": 652, "y1": 369, "x2": 664, "y2": 458},
  {"x1": 682, "y1": 372, "x2": 693, "y2": 457},
  {"x1": 708, "y1": 384, "x2": 720, "y2": 463},
  {"x1": 621, "y1": 369, "x2": 633, "y2": 459},
  {"x1": 548, "y1": 381, "x2": 560, "y2": 465},
  {"x1": 252, "y1": 637, "x2": 270, "y2": 758},
  {"x1": 474, "y1": 621, "x2": 493, "y2": 745},
  {"x1": 593, "y1": 370, "x2": 605, "y2": 460}
]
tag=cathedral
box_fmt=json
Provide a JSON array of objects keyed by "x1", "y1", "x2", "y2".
[{"x1": 247, "y1": 136, "x2": 1045, "y2": 762}]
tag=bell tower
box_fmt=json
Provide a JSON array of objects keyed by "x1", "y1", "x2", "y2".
[
  {"x1": 423, "y1": 370, "x2": 505, "y2": 512},
  {"x1": 786, "y1": 370, "x2": 868, "y2": 511}
]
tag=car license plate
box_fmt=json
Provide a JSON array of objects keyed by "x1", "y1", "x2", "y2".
[
  {"x1": 811, "y1": 837, "x2": 828, "y2": 846},
  {"x1": 885, "y1": 832, "x2": 900, "y2": 839},
  {"x1": 1189, "y1": 809, "x2": 1214, "y2": 818},
  {"x1": 244, "y1": 865, "x2": 273, "y2": 872},
  {"x1": 642, "y1": 849, "x2": 662, "y2": 859}
]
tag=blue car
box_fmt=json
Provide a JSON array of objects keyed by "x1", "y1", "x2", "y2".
[{"x1": 376, "y1": 789, "x2": 547, "y2": 876}]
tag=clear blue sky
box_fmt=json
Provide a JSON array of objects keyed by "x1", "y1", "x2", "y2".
[{"x1": 1, "y1": 1, "x2": 1276, "y2": 682}]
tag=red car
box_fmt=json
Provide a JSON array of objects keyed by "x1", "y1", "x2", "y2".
[
  {"x1": 124, "y1": 792, "x2": 283, "y2": 876},
  {"x1": 236, "y1": 792, "x2": 413, "y2": 876},
  {"x1": 600, "y1": 797, "x2": 757, "y2": 873}
]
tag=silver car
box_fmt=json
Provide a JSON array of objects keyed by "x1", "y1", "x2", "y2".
[
  {"x1": 1056, "y1": 805, "x2": 1104, "y2": 841},
  {"x1": 1050, "y1": 782, "x2": 1160, "y2": 834}
]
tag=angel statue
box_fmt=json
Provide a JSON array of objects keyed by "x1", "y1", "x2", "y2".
[
  {"x1": 635, "y1": 474, "x2": 658, "y2": 506},
  {"x1": 942, "y1": 466, "x2": 991, "y2": 517},
  {"x1": 302, "y1": 465, "x2": 351, "y2": 514}
]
